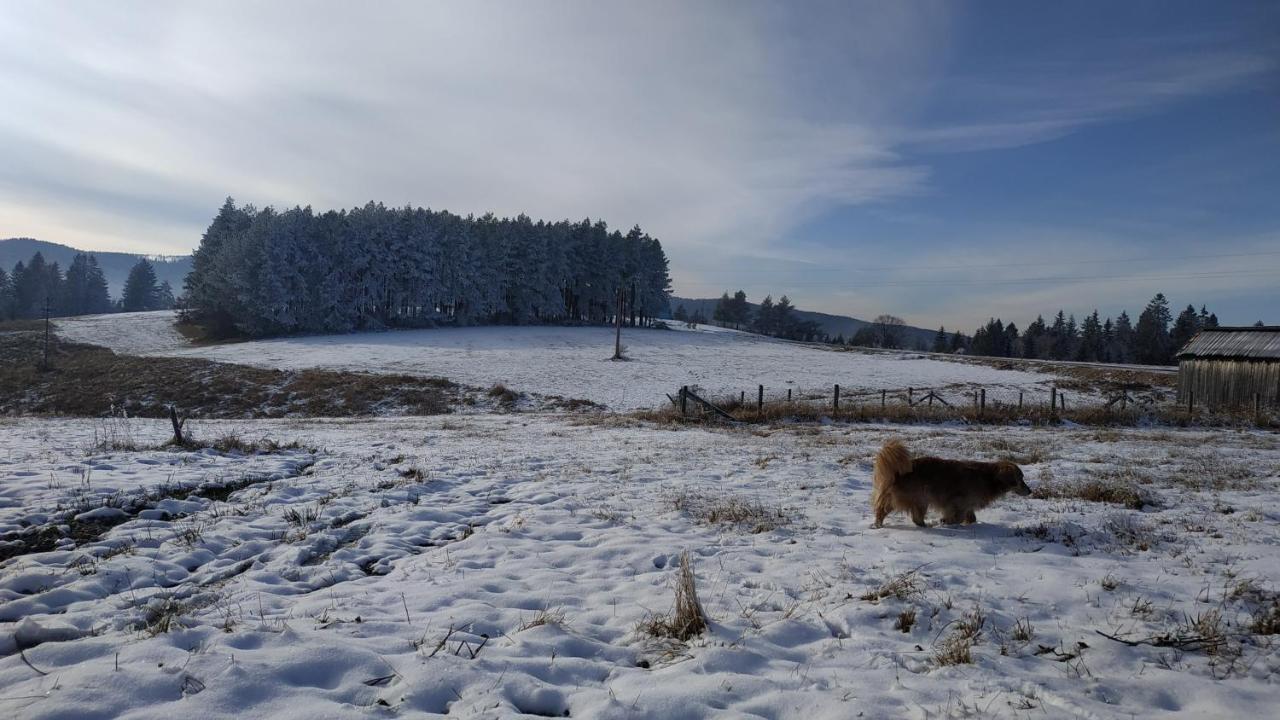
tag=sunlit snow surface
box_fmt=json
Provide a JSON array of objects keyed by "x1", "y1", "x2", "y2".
[
  {"x1": 57, "y1": 311, "x2": 1063, "y2": 410},
  {"x1": 2, "y1": 416, "x2": 1278, "y2": 718}
]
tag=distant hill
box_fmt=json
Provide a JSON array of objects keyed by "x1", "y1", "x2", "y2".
[
  {"x1": 0, "y1": 238, "x2": 192, "y2": 299},
  {"x1": 669, "y1": 296, "x2": 939, "y2": 349}
]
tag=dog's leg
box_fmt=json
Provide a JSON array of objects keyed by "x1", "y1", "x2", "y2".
[
  {"x1": 910, "y1": 504, "x2": 928, "y2": 527},
  {"x1": 965, "y1": 510, "x2": 977, "y2": 524}
]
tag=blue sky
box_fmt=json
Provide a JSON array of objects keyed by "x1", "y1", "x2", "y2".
[{"x1": 0, "y1": 1, "x2": 1276, "y2": 330}]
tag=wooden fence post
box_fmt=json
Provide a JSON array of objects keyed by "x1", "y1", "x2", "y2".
[
  {"x1": 881, "y1": 389, "x2": 886, "y2": 408},
  {"x1": 1018, "y1": 391, "x2": 1023, "y2": 409},
  {"x1": 680, "y1": 386, "x2": 688, "y2": 417},
  {"x1": 833, "y1": 384, "x2": 840, "y2": 414},
  {"x1": 787, "y1": 388, "x2": 792, "y2": 403},
  {"x1": 1050, "y1": 386, "x2": 1057, "y2": 419},
  {"x1": 980, "y1": 389, "x2": 986, "y2": 415},
  {"x1": 740, "y1": 390, "x2": 745, "y2": 405},
  {"x1": 757, "y1": 385, "x2": 764, "y2": 415},
  {"x1": 908, "y1": 387, "x2": 914, "y2": 404}
]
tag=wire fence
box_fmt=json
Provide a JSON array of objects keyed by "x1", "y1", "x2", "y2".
[{"x1": 669, "y1": 382, "x2": 1274, "y2": 428}]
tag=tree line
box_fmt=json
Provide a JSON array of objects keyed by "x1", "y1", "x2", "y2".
[
  {"x1": 958, "y1": 293, "x2": 1228, "y2": 365},
  {"x1": 183, "y1": 199, "x2": 673, "y2": 338},
  {"x1": 680, "y1": 290, "x2": 915, "y2": 347},
  {"x1": 674, "y1": 290, "x2": 826, "y2": 342},
  {"x1": 0, "y1": 251, "x2": 174, "y2": 321}
]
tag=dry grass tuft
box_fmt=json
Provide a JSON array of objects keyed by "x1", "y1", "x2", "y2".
[
  {"x1": 859, "y1": 567, "x2": 925, "y2": 603},
  {"x1": 487, "y1": 383, "x2": 521, "y2": 406},
  {"x1": 669, "y1": 491, "x2": 794, "y2": 533},
  {"x1": 637, "y1": 552, "x2": 709, "y2": 642},
  {"x1": 894, "y1": 607, "x2": 917, "y2": 633},
  {"x1": 934, "y1": 605, "x2": 986, "y2": 666},
  {"x1": 517, "y1": 607, "x2": 567, "y2": 632}
]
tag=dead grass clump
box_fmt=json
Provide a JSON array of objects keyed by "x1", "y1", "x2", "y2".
[
  {"x1": 1250, "y1": 601, "x2": 1280, "y2": 635},
  {"x1": 669, "y1": 491, "x2": 793, "y2": 533},
  {"x1": 859, "y1": 568, "x2": 925, "y2": 603},
  {"x1": 283, "y1": 503, "x2": 323, "y2": 528},
  {"x1": 1101, "y1": 513, "x2": 1162, "y2": 553},
  {"x1": 637, "y1": 552, "x2": 709, "y2": 642},
  {"x1": 894, "y1": 607, "x2": 917, "y2": 633},
  {"x1": 1011, "y1": 616, "x2": 1035, "y2": 642},
  {"x1": 934, "y1": 606, "x2": 986, "y2": 666},
  {"x1": 1032, "y1": 475, "x2": 1150, "y2": 510},
  {"x1": 141, "y1": 596, "x2": 189, "y2": 636},
  {"x1": 487, "y1": 384, "x2": 521, "y2": 406},
  {"x1": 517, "y1": 608, "x2": 567, "y2": 632}
]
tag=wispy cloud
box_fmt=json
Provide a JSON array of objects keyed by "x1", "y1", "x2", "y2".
[{"x1": 0, "y1": 1, "x2": 948, "y2": 254}]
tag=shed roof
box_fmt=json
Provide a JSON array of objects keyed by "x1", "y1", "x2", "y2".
[{"x1": 1177, "y1": 326, "x2": 1280, "y2": 360}]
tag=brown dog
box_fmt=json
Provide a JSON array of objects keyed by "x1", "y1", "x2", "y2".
[{"x1": 871, "y1": 439, "x2": 1030, "y2": 528}]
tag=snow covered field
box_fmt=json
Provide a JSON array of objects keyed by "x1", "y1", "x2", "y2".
[
  {"x1": 56, "y1": 312, "x2": 1065, "y2": 410},
  {"x1": 2, "y1": 415, "x2": 1278, "y2": 718}
]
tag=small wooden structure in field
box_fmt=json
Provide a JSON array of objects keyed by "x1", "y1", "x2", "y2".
[{"x1": 1176, "y1": 326, "x2": 1280, "y2": 408}]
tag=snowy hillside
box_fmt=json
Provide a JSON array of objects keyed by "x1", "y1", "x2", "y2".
[
  {"x1": 57, "y1": 312, "x2": 1063, "y2": 410},
  {"x1": 1, "y1": 416, "x2": 1277, "y2": 718}
]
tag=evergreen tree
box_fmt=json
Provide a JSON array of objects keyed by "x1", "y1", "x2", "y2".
[
  {"x1": 932, "y1": 326, "x2": 948, "y2": 353},
  {"x1": 754, "y1": 295, "x2": 774, "y2": 335},
  {"x1": 774, "y1": 296, "x2": 796, "y2": 338},
  {"x1": 1022, "y1": 315, "x2": 1047, "y2": 359},
  {"x1": 712, "y1": 292, "x2": 732, "y2": 326},
  {"x1": 1076, "y1": 311, "x2": 1103, "y2": 362},
  {"x1": 0, "y1": 267, "x2": 12, "y2": 320},
  {"x1": 1134, "y1": 293, "x2": 1173, "y2": 364},
  {"x1": 727, "y1": 290, "x2": 751, "y2": 329},
  {"x1": 12, "y1": 253, "x2": 62, "y2": 319},
  {"x1": 122, "y1": 258, "x2": 161, "y2": 312},
  {"x1": 61, "y1": 253, "x2": 113, "y2": 316},
  {"x1": 1003, "y1": 322, "x2": 1020, "y2": 358},
  {"x1": 1170, "y1": 304, "x2": 1200, "y2": 353},
  {"x1": 157, "y1": 281, "x2": 176, "y2": 310},
  {"x1": 1112, "y1": 311, "x2": 1135, "y2": 363},
  {"x1": 1049, "y1": 311, "x2": 1070, "y2": 359}
]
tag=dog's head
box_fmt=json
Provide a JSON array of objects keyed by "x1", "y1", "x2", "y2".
[{"x1": 997, "y1": 462, "x2": 1031, "y2": 496}]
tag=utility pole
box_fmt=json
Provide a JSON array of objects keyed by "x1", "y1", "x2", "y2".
[{"x1": 612, "y1": 287, "x2": 624, "y2": 360}]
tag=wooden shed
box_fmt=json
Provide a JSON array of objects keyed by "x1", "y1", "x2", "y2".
[{"x1": 1176, "y1": 326, "x2": 1280, "y2": 408}]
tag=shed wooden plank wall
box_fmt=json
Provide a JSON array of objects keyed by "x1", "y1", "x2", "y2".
[{"x1": 1177, "y1": 359, "x2": 1280, "y2": 407}]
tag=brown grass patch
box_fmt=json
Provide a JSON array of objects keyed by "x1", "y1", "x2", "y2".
[
  {"x1": 1032, "y1": 473, "x2": 1150, "y2": 509},
  {"x1": 669, "y1": 490, "x2": 794, "y2": 533},
  {"x1": 0, "y1": 331, "x2": 462, "y2": 418}
]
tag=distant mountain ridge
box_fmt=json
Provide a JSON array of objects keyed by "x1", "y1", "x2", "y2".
[
  {"x1": 0, "y1": 238, "x2": 192, "y2": 299},
  {"x1": 669, "y1": 296, "x2": 939, "y2": 348}
]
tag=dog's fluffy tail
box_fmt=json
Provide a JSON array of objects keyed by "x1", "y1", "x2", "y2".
[{"x1": 871, "y1": 440, "x2": 912, "y2": 523}]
